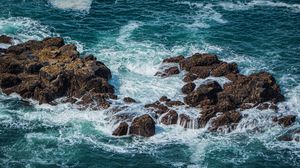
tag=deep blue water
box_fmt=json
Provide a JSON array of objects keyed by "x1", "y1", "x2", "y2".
[{"x1": 0, "y1": 0, "x2": 300, "y2": 167}]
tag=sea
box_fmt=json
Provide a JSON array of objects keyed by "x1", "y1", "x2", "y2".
[{"x1": 0, "y1": 0, "x2": 300, "y2": 167}]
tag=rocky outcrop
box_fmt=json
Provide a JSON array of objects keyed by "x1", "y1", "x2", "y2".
[
  {"x1": 129, "y1": 114, "x2": 156, "y2": 137},
  {"x1": 0, "y1": 37, "x2": 114, "y2": 108},
  {"x1": 153, "y1": 53, "x2": 291, "y2": 132},
  {"x1": 0, "y1": 36, "x2": 294, "y2": 137}
]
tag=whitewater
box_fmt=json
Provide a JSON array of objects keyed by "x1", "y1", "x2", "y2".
[{"x1": 0, "y1": 0, "x2": 300, "y2": 167}]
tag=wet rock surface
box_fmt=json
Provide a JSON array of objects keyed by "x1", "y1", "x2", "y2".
[
  {"x1": 153, "y1": 52, "x2": 292, "y2": 132},
  {"x1": 129, "y1": 114, "x2": 156, "y2": 137},
  {"x1": 0, "y1": 37, "x2": 114, "y2": 108}
]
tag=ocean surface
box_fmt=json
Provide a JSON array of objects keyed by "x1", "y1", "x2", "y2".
[{"x1": 0, "y1": 0, "x2": 300, "y2": 167}]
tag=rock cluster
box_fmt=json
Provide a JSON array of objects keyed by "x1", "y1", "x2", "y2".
[
  {"x1": 0, "y1": 37, "x2": 296, "y2": 137},
  {"x1": 142, "y1": 53, "x2": 296, "y2": 133},
  {"x1": 0, "y1": 37, "x2": 115, "y2": 108}
]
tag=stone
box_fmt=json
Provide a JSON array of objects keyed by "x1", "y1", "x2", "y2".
[
  {"x1": 161, "y1": 110, "x2": 178, "y2": 125},
  {"x1": 181, "y1": 82, "x2": 196, "y2": 94},
  {"x1": 129, "y1": 114, "x2": 156, "y2": 137},
  {"x1": 277, "y1": 115, "x2": 296, "y2": 127},
  {"x1": 163, "y1": 55, "x2": 184, "y2": 63},
  {"x1": 113, "y1": 122, "x2": 129, "y2": 136},
  {"x1": 0, "y1": 35, "x2": 13, "y2": 44},
  {"x1": 123, "y1": 97, "x2": 137, "y2": 103}
]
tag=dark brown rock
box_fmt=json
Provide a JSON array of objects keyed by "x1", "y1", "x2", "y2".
[
  {"x1": 155, "y1": 66, "x2": 180, "y2": 77},
  {"x1": 184, "y1": 81, "x2": 222, "y2": 107},
  {"x1": 123, "y1": 97, "x2": 137, "y2": 103},
  {"x1": 179, "y1": 114, "x2": 194, "y2": 128},
  {"x1": 113, "y1": 122, "x2": 129, "y2": 136},
  {"x1": 166, "y1": 100, "x2": 184, "y2": 107},
  {"x1": 159, "y1": 96, "x2": 170, "y2": 102},
  {"x1": 211, "y1": 62, "x2": 239, "y2": 77},
  {"x1": 182, "y1": 82, "x2": 196, "y2": 94},
  {"x1": 129, "y1": 114, "x2": 155, "y2": 137},
  {"x1": 180, "y1": 53, "x2": 220, "y2": 71},
  {"x1": 189, "y1": 66, "x2": 211, "y2": 79},
  {"x1": 209, "y1": 111, "x2": 242, "y2": 131},
  {"x1": 0, "y1": 35, "x2": 13, "y2": 44},
  {"x1": 161, "y1": 110, "x2": 178, "y2": 125},
  {"x1": 277, "y1": 115, "x2": 296, "y2": 127},
  {"x1": 183, "y1": 73, "x2": 198, "y2": 82},
  {"x1": 163, "y1": 55, "x2": 184, "y2": 63},
  {"x1": 0, "y1": 37, "x2": 114, "y2": 106}
]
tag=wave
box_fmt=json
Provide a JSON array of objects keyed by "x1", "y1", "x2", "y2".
[
  {"x1": 48, "y1": 0, "x2": 93, "y2": 12},
  {"x1": 218, "y1": 0, "x2": 300, "y2": 12},
  {"x1": 176, "y1": 1, "x2": 227, "y2": 29}
]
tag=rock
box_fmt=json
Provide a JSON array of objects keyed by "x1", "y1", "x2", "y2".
[
  {"x1": 145, "y1": 101, "x2": 169, "y2": 115},
  {"x1": 276, "y1": 115, "x2": 296, "y2": 127},
  {"x1": 184, "y1": 81, "x2": 222, "y2": 107},
  {"x1": 189, "y1": 66, "x2": 211, "y2": 79},
  {"x1": 211, "y1": 62, "x2": 239, "y2": 77},
  {"x1": 129, "y1": 114, "x2": 155, "y2": 137},
  {"x1": 0, "y1": 74, "x2": 22, "y2": 89},
  {"x1": 166, "y1": 100, "x2": 184, "y2": 107},
  {"x1": 42, "y1": 37, "x2": 65, "y2": 48},
  {"x1": 0, "y1": 37, "x2": 114, "y2": 106},
  {"x1": 155, "y1": 66, "x2": 180, "y2": 77},
  {"x1": 123, "y1": 97, "x2": 137, "y2": 103},
  {"x1": 159, "y1": 96, "x2": 170, "y2": 102},
  {"x1": 209, "y1": 111, "x2": 242, "y2": 131},
  {"x1": 0, "y1": 35, "x2": 13, "y2": 44},
  {"x1": 180, "y1": 53, "x2": 220, "y2": 71},
  {"x1": 182, "y1": 82, "x2": 196, "y2": 94},
  {"x1": 179, "y1": 114, "x2": 195, "y2": 128},
  {"x1": 163, "y1": 55, "x2": 184, "y2": 63},
  {"x1": 183, "y1": 73, "x2": 198, "y2": 82},
  {"x1": 161, "y1": 110, "x2": 178, "y2": 125},
  {"x1": 113, "y1": 122, "x2": 129, "y2": 136}
]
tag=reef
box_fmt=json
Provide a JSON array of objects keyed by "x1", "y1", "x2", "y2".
[{"x1": 0, "y1": 37, "x2": 296, "y2": 137}]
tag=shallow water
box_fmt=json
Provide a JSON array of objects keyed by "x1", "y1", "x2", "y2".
[{"x1": 0, "y1": 0, "x2": 300, "y2": 167}]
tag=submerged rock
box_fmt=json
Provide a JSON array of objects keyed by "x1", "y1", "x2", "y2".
[{"x1": 273, "y1": 115, "x2": 296, "y2": 127}]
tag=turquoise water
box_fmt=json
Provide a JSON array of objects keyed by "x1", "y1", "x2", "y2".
[{"x1": 0, "y1": 0, "x2": 300, "y2": 167}]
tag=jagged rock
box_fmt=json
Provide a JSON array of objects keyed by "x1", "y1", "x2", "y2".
[
  {"x1": 209, "y1": 111, "x2": 242, "y2": 131},
  {"x1": 163, "y1": 55, "x2": 184, "y2": 63},
  {"x1": 166, "y1": 100, "x2": 184, "y2": 107},
  {"x1": 113, "y1": 122, "x2": 129, "y2": 136},
  {"x1": 0, "y1": 35, "x2": 13, "y2": 44},
  {"x1": 183, "y1": 73, "x2": 198, "y2": 82},
  {"x1": 129, "y1": 114, "x2": 155, "y2": 137},
  {"x1": 273, "y1": 115, "x2": 296, "y2": 127},
  {"x1": 179, "y1": 114, "x2": 195, "y2": 128},
  {"x1": 123, "y1": 97, "x2": 137, "y2": 103},
  {"x1": 184, "y1": 81, "x2": 222, "y2": 107},
  {"x1": 161, "y1": 110, "x2": 178, "y2": 125},
  {"x1": 0, "y1": 37, "x2": 114, "y2": 107},
  {"x1": 155, "y1": 66, "x2": 180, "y2": 77},
  {"x1": 159, "y1": 96, "x2": 170, "y2": 102},
  {"x1": 145, "y1": 101, "x2": 169, "y2": 115},
  {"x1": 180, "y1": 53, "x2": 220, "y2": 71},
  {"x1": 211, "y1": 62, "x2": 239, "y2": 77},
  {"x1": 182, "y1": 82, "x2": 196, "y2": 94}
]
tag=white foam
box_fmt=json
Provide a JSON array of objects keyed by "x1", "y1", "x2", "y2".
[
  {"x1": 0, "y1": 17, "x2": 54, "y2": 42},
  {"x1": 48, "y1": 0, "x2": 93, "y2": 12},
  {"x1": 219, "y1": 0, "x2": 300, "y2": 12}
]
